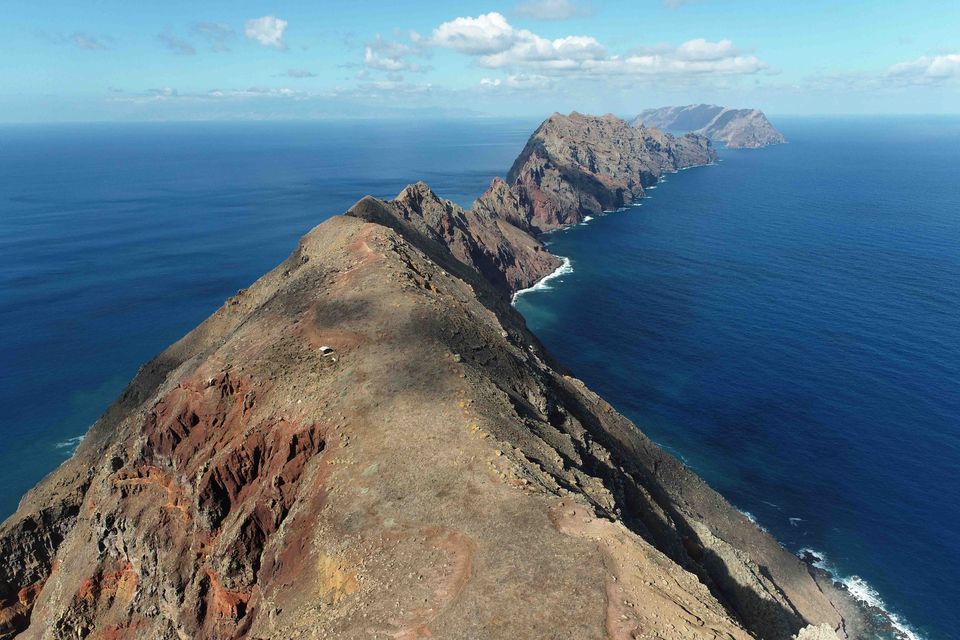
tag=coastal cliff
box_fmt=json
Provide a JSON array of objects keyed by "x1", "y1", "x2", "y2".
[
  {"x1": 474, "y1": 112, "x2": 717, "y2": 232},
  {"x1": 0, "y1": 114, "x2": 879, "y2": 640},
  {"x1": 634, "y1": 105, "x2": 787, "y2": 149}
]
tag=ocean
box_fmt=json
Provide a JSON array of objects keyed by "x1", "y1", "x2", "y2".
[{"x1": 1, "y1": 117, "x2": 957, "y2": 639}]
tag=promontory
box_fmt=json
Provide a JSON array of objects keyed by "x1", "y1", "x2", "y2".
[
  {"x1": 633, "y1": 105, "x2": 787, "y2": 149},
  {"x1": 1, "y1": 113, "x2": 895, "y2": 640}
]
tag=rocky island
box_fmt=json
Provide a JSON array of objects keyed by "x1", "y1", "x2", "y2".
[
  {"x1": 633, "y1": 105, "x2": 787, "y2": 149},
  {"x1": 1, "y1": 113, "x2": 890, "y2": 640}
]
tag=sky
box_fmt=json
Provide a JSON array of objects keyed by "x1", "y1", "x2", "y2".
[{"x1": 2, "y1": 0, "x2": 958, "y2": 122}]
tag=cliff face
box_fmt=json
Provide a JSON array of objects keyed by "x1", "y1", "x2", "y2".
[
  {"x1": 474, "y1": 112, "x2": 717, "y2": 232},
  {"x1": 634, "y1": 105, "x2": 787, "y2": 149},
  {"x1": 1, "y1": 113, "x2": 873, "y2": 640}
]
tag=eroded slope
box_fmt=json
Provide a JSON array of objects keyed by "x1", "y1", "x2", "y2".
[{"x1": 1, "y1": 113, "x2": 874, "y2": 640}]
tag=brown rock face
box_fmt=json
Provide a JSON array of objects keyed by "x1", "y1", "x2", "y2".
[
  {"x1": 473, "y1": 112, "x2": 717, "y2": 231},
  {"x1": 358, "y1": 181, "x2": 562, "y2": 295},
  {"x1": 1, "y1": 113, "x2": 875, "y2": 640}
]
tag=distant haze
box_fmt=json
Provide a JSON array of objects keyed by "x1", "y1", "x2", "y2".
[{"x1": 2, "y1": 1, "x2": 958, "y2": 121}]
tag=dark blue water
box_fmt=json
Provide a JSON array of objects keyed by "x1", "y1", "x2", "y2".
[
  {"x1": 515, "y1": 117, "x2": 960, "y2": 640},
  {"x1": 1, "y1": 118, "x2": 957, "y2": 640},
  {"x1": 0, "y1": 118, "x2": 537, "y2": 517}
]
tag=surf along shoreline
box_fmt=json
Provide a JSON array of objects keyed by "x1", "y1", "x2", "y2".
[{"x1": 509, "y1": 156, "x2": 925, "y2": 640}]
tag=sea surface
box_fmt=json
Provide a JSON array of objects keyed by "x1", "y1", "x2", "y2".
[
  {"x1": 1, "y1": 117, "x2": 957, "y2": 639},
  {"x1": 515, "y1": 117, "x2": 960, "y2": 640}
]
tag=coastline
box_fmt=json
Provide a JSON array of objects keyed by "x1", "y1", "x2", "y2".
[
  {"x1": 0, "y1": 113, "x2": 912, "y2": 639},
  {"x1": 508, "y1": 145, "x2": 927, "y2": 640},
  {"x1": 799, "y1": 549, "x2": 924, "y2": 640},
  {"x1": 510, "y1": 255, "x2": 573, "y2": 304}
]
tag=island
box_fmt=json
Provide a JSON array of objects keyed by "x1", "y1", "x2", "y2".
[
  {"x1": 633, "y1": 105, "x2": 787, "y2": 149},
  {"x1": 1, "y1": 113, "x2": 893, "y2": 640}
]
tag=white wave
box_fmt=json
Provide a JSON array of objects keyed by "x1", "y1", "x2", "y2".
[
  {"x1": 797, "y1": 548, "x2": 925, "y2": 640},
  {"x1": 647, "y1": 185, "x2": 658, "y2": 190},
  {"x1": 789, "y1": 517, "x2": 803, "y2": 527},
  {"x1": 737, "y1": 508, "x2": 768, "y2": 532},
  {"x1": 583, "y1": 215, "x2": 594, "y2": 222},
  {"x1": 55, "y1": 435, "x2": 84, "y2": 454},
  {"x1": 511, "y1": 256, "x2": 573, "y2": 304}
]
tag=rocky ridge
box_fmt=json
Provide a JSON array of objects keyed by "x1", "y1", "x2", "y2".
[
  {"x1": 633, "y1": 105, "x2": 787, "y2": 149},
  {"x1": 0, "y1": 113, "x2": 883, "y2": 640},
  {"x1": 473, "y1": 112, "x2": 717, "y2": 232}
]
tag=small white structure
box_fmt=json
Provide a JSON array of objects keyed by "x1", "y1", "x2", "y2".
[{"x1": 319, "y1": 345, "x2": 334, "y2": 355}]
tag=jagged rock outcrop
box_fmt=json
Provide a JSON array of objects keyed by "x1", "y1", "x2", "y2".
[
  {"x1": 474, "y1": 112, "x2": 717, "y2": 231},
  {"x1": 1, "y1": 113, "x2": 878, "y2": 640},
  {"x1": 370, "y1": 181, "x2": 561, "y2": 294},
  {"x1": 634, "y1": 105, "x2": 787, "y2": 149}
]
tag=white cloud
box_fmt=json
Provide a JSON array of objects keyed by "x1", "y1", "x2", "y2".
[
  {"x1": 513, "y1": 0, "x2": 583, "y2": 20},
  {"x1": 245, "y1": 16, "x2": 288, "y2": 49},
  {"x1": 432, "y1": 12, "x2": 767, "y2": 77},
  {"x1": 480, "y1": 73, "x2": 553, "y2": 89},
  {"x1": 364, "y1": 47, "x2": 408, "y2": 71},
  {"x1": 208, "y1": 87, "x2": 303, "y2": 98},
  {"x1": 431, "y1": 12, "x2": 604, "y2": 69},
  {"x1": 114, "y1": 86, "x2": 306, "y2": 105},
  {"x1": 888, "y1": 53, "x2": 960, "y2": 84},
  {"x1": 431, "y1": 12, "x2": 518, "y2": 55},
  {"x1": 479, "y1": 34, "x2": 606, "y2": 69},
  {"x1": 588, "y1": 49, "x2": 767, "y2": 75},
  {"x1": 675, "y1": 38, "x2": 734, "y2": 61},
  {"x1": 362, "y1": 34, "x2": 428, "y2": 73}
]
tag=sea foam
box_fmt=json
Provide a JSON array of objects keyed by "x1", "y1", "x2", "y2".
[
  {"x1": 55, "y1": 435, "x2": 84, "y2": 454},
  {"x1": 511, "y1": 256, "x2": 573, "y2": 304},
  {"x1": 737, "y1": 508, "x2": 769, "y2": 532},
  {"x1": 798, "y1": 548, "x2": 924, "y2": 640}
]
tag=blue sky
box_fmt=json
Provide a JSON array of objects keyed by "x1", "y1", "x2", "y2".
[{"x1": 2, "y1": 0, "x2": 958, "y2": 121}]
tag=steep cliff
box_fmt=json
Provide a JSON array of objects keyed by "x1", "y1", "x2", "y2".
[
  {"x1": 474, "y1": 112, "x2": 717, "y2": 232},
  {"x1": 1, "y1": 113, "x2": 884, "y2": 640},
  {"x1": 634, "y1": 105, "x2": 787, "y2": 149}
]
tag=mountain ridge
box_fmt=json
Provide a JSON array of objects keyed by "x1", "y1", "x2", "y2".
[
  {"x1": 0, "y1": 113, "x2": 891, "y2": 640},
  {"x1": 633, "y1": 105, "x2": 787, "y2": 149}
]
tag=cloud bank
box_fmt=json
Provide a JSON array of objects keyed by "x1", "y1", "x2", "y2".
[
  {"x1": 889, "y1": 53, "x2": 960, "y2": 85},
  {"x1": 429, "y1": 12, "x2": 768, "y2": 78}
]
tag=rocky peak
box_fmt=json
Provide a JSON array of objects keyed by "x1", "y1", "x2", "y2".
[
  {"x1": 491, "y1": 112, "x2": 717, "y2": 231},
  {"x1": 394, "y1": 180, "x2": 443, "y2": 210},
  {"x1": 633, "y1": 104, "x2": 786, "y2": 149},
  {"x1": 346, "y1": 182, "x2": 561, "y2": 297},
  {"x1": 0, "y1": 113, "x2": 880, "y2": 640}
]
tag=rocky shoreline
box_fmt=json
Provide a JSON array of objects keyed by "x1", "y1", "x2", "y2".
[{"x1": 0, "y1": 113, "x2": 893, "y2": 640}]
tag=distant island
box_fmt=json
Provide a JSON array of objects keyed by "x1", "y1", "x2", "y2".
[
  {"x1": 2, "y1": 113, "x2": 900, "y2": 640},
  {"x1": 634, "y1": 104, "x2": 787, "y2": 149}
]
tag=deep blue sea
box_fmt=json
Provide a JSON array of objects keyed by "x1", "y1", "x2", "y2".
[{"x1": 1, "y1": 117, "x2": 957, "y2": 639}]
